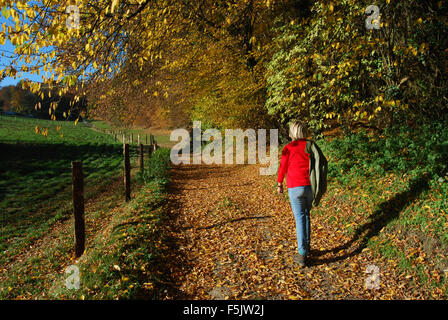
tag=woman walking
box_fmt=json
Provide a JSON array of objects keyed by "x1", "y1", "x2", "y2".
[{"x1": 277, "y1": 121, "x2": 327, "y2": 267}]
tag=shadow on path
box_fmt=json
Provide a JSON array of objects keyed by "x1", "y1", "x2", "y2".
[
  {"x1": 147, "y1": 166, "x2": 196, "y2": 299},
  {"x1": 308, "y1": 174, "x2": 430, "y2": 266}
]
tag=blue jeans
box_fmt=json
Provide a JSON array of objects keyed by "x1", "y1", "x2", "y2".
[{"x1": 288, "y1": 185, "x2": 313, "y2": 256}]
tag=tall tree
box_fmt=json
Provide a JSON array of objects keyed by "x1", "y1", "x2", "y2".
[{"x1": 0, "y1": 0, "x2": 310, "y2": 128}]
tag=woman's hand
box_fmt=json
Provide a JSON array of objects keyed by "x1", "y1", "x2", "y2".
[{"x1": 277, "y1": 183, "x2": 283, "y2": 194}]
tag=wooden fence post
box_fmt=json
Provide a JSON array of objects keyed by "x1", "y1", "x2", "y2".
[
  {"x1": 139, "y1": 143, "x2": 144, "y2": 173},
  {"x1": 123, "y1": 144, "x2": 131, "y2": 201},
  {"x1": 138, "y1": 134, "x2": 140, "y2": 145},
  {"x1": 72, "y1": 161, "x2": 85, "y2": 258}
]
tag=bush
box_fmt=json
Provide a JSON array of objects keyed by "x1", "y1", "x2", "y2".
[
  {"x1": 321, "y1": 121, "x2": 448, "y2": 184},
  {"x1": 139, "y1": 147, "x2": 172, "y2": 185}
]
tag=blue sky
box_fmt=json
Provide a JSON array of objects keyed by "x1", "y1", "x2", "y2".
[
  {"x1": 0, "y1": 11, "x2": 47, "y2": 87},
  {"x1": 1, "y1": 4, "x2": 115, "y2": 89}
]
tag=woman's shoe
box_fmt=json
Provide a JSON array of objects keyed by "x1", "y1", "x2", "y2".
[{"x1": 293, "y1": 253, "x2": 306, "y2": 267}]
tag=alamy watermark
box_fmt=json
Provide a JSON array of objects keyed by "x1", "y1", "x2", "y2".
[
  {"x1": 365, "y1": 5, "x2": 381, "y2": 30},
  {"x1": 66, "y1": 5, "x2": 80, "y2": 30},
  {"x1": 365, "y1": 264, "x2": 380, "y2": 290},
  {"x1": 170, "y1": 121, "x2": 279, "y2": 175},
  {"x1": 65, "y1": 264, "x2": 80, "y2": 290}
]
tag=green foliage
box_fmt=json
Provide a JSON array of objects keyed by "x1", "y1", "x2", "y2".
[
  {"x1": 265, "y1": 0, "x2": 448, "y2": 131},
  {"x1": 139, "y1": 147, "x2": 172, "y2": 184},
  {"x1": 189, "y1": 94, "x2": 223, "y2": 130},
  {"x1": 322, "y1": 121, "x2": 448, "y2": 184}
]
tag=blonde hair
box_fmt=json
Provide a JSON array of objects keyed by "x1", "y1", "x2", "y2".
[{"x1": 289, "y1": 121, "x2": 309, "y2": 140}]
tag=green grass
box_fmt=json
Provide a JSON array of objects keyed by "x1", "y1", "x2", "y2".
[
  {"x1": 0, "y1": 115, "x2": 125, "y2": 266},
  {"x1": 84, "y1": 119, "x2": 174, "y2": 147},
  {"x1": 0, "y1": 115, "x2": 171, "y2": 299},
  {"x1": 88, "y1": 120, "x2": 113, "y2": 130},
  {"x1": 0, "y1": 187, "x2": 127, "y2": 299},
  {"x1": 47, "y1": 148, "x2": 172, "y2": 300}
]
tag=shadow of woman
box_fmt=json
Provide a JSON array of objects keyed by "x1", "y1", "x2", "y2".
[{"x1": 307, "y1": 174, "x2": 430, "y2": 267}]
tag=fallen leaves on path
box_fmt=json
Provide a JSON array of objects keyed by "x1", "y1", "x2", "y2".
[{"x1": 159, "y1": 162, "x2": 437, "y2": 300}]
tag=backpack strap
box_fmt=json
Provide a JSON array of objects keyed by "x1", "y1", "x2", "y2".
[{"x1": 305, "y1": 139, "x2": 314, "y2": 155}]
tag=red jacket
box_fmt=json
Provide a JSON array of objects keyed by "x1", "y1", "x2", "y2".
[{"x1": 277, "y1": 139, "x2": 311, "y2": 188}]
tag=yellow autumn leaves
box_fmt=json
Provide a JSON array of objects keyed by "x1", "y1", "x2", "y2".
[{"x1": 349, "y1": 96, "x2": 409, "y2": 121}]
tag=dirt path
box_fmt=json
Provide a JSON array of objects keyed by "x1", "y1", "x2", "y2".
[{"x1": 161, "y1": 162, "x2": 419, "y2": 300}]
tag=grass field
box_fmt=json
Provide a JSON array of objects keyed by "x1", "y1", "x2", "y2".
[
  {"x1": 87, "y1": 120, "x2": 175, "y2": 148},
  {"x1": 0, "y1": 115, "x2": 126, "y2": 266},
  {"x1": 82, "y1": 120, "x2": 173, "y2": 147},
  {"x1": 0, "y1": 115, "x2": 175, "y2": 299}
]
